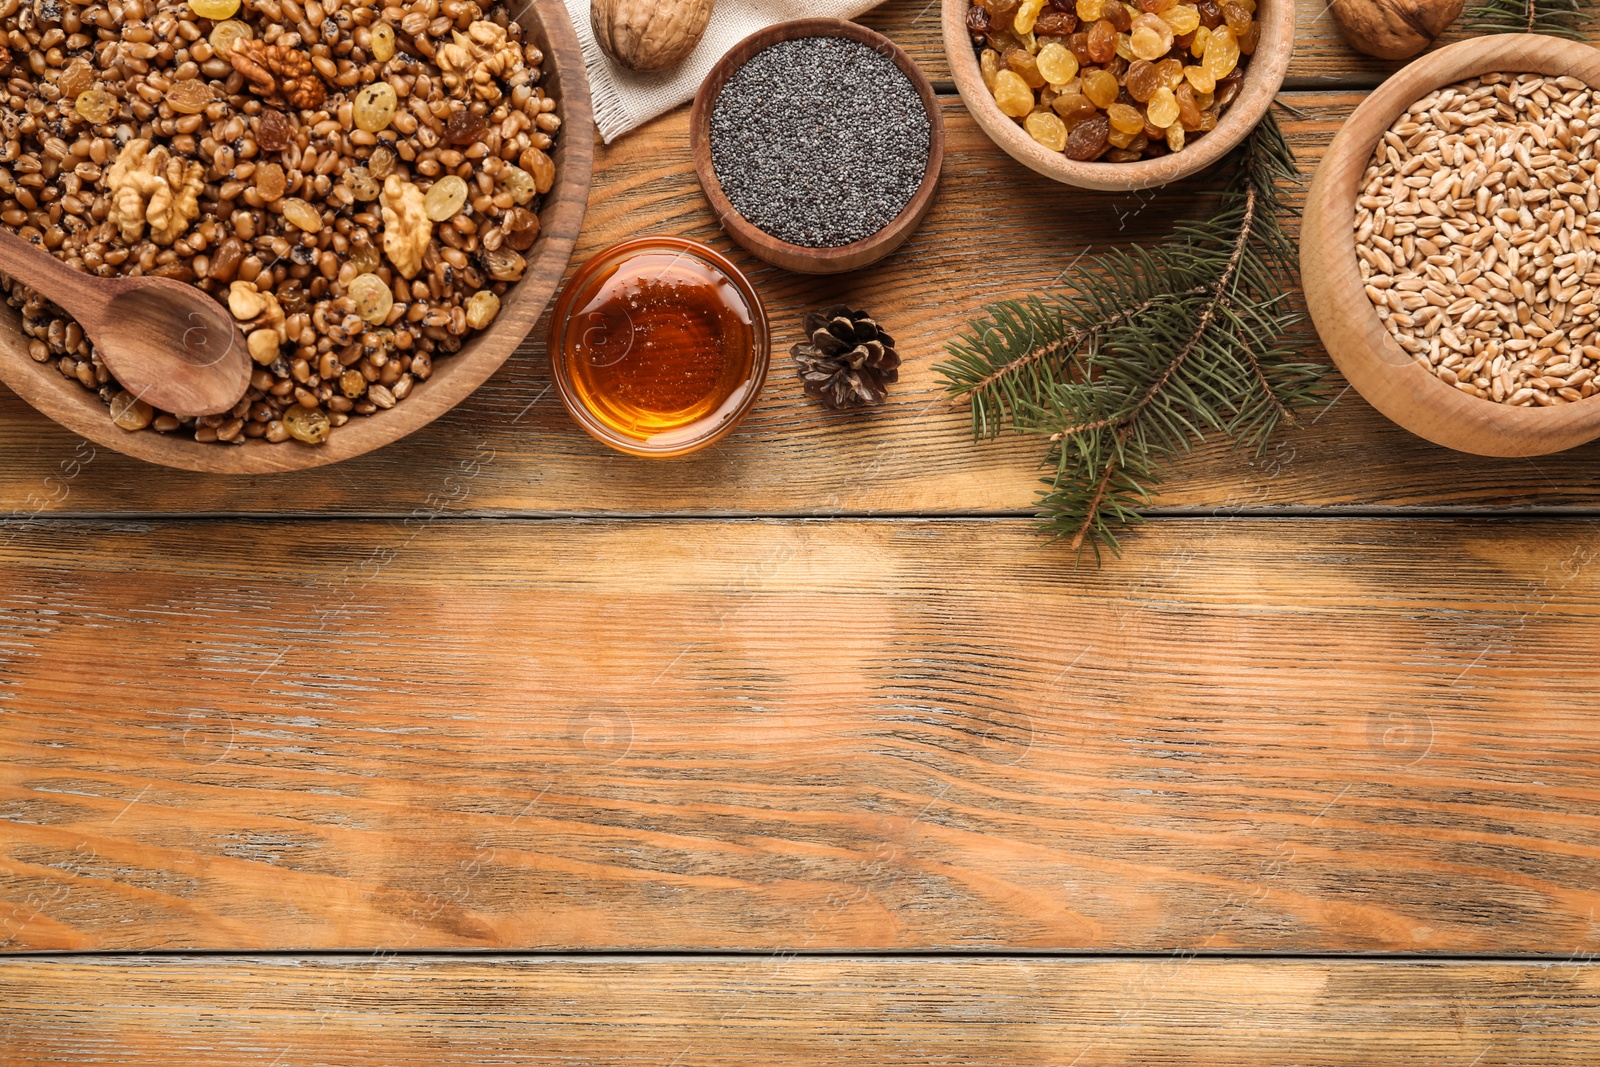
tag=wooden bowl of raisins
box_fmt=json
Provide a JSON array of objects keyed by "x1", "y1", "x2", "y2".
[{"x1": 943, "y1": 0, "x2": 1293, "y2": 191}]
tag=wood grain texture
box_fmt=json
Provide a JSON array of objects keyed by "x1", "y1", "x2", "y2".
[
  {"x1": 940, "y1": 0, "x2": 1293, "y2": 191},
  {"x1": 689, "y1": 19, "x2": 947, "y2": 273},
  {"x1": 8, "y1": 92, "x2": 1600, "y2": 515},
  {"x1": 5, "y1": 956, "x2": 1600, "y2": 1065},
  {"x1": 3, "y1": 518, "x2": 1600, "y2": 953},
  {"x1": 1303, "y1": 34, "x2": 1600, "y2": 458}
]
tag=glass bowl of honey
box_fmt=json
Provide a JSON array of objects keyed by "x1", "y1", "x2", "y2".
[{"x1": 548, "y1": 236, "x2": 770, "y2": 457}]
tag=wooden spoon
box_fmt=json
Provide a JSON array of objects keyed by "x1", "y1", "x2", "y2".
[{"x1": 0, "y1": 228, "x2": 251, "y2": 417}]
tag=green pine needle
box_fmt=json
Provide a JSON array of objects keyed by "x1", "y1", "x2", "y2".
[
  {"x1": 1461, "y1": 0, "x2": 1595, "y2": 38},
  {"x1": 935, "y1": 113, "x2": 1328, "y2": 563}
]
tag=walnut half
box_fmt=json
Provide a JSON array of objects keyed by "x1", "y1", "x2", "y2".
[
  {"x1": 229, "y1": 38, "x2": 327, "y2": 109},
  {"x1": 437, "y1": 21, "x2": 526, "y2": 102},
  {"x1": 104, "y1": 139, "x2": 205, "y2": 246},
  {"x1": 380, "y1": 175, "x2": 432, "y2": 280}
]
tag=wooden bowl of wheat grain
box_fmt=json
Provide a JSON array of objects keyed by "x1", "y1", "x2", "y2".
[{"x1": 1303, "y1": 34, "x2": 1600, "y2": 457}]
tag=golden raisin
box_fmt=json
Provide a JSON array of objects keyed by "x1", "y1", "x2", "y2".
[
  {"x1": 353, "y1": 82, "x2": 398, "y2": 132},
  {"x1": 1107, "y1": 102, "x2": 1145, "y2": 134},
  {"x1": 75, "y1": 88, "x2": 115, "y2": 124},
  {"x1": 423, "y1": 175, "x2": 468, "y2": 221},
  {"x1": 1004, "y1": 46, "x2": 1047, "y2": 89},
  {"x1": 57, "y1": 59, "x2": 94, "y2": 99},
  {"x1": 1163, "y1": 2, "x2": 1200, "y2": 32},
  {"x1": 501, "y1": 165, "x2": 536, "y2": 205},
  {"x1": 1203, "y1": 25, "x2": 1239, "y2": 78},
  {"x1": 1014, "y1": 0, "x2": 1047, "y2": 33},
  {"x1": 209, "y1": 19, "x2": 253, "y2": 58},
  {"x1": 367, "y1": 144, "x2": 398, "y2": 178},
  {"x1": 1081, "y1": 67, "x2": 1120, "y2": 108},
  {"x1": 348, "y1": 273, "x2": 394, "y2": 324},
  {"x1": 1036, "y1": 42, "x2": 1080, "y2": 85},
  {"x1": 283, "y1": 404, "x2": 330, "y2": 445},
  {"x1": 281, "y1": 197, "x2": 322, "y2": 232},
  {"x1": 1129, "y1": 12, "x2": 1174, "y2": 59},
  {"x1": 342, "y1": 164, "x2": 380, "y2": 201},
  {"x1": 370, "y1": 20, "x2": 396, "y2": 62},
  {"x1": 254, "y1": 161, "x2": 286, "y2": 200},
  {"x1": 1184, "y1": 63, "x2": 1215, "y2": 93},
  {"x1": 166, "y1": 78, "x2": 213, "y2": 116},
  {"x1": 348, "y1": 240, "x2": 382, "y2": 276},
  {"x1": 980, "y1": 47, "x2": 1003, "y2": 91},
  {"x1": 503, "y1": 206, "x2": 541, "y2": 250},
  {"x1": 465, "y1": 291, "x2": 501, "y2": 329},
  {"x1": 1025, "y1": 109, "x2": 1069, "y2": 151},
  {"x1": 1146, "y1": 86, "x2": 1180, "y2": 128},
  {"x1": 991, "y1": 69, "x2": 1035, "y2": 117},
  {"x1": 188, "y1": 0, "x2": 240, "y2": 17}
]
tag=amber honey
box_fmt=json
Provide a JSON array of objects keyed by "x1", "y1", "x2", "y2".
[{"x1": 550, "y1": 238, "x2": 770, "y2": 457}]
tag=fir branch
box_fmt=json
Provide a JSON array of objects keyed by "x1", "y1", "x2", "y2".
[
  {"x1": 935, "y1": 114, "x2": 1329, "y2": 562},
  {"x1": 939, "y1": 287, "x2": 1204, "y2": 438},
  {"x1": 1460, "y1": 0, "x2": 1595, "y2": 37},
  {"x1": 940, "y1": 289, "x2": 1196, "y2": 431}
]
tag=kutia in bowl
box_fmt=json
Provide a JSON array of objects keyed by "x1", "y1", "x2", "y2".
[
  {"x1": 0, "y1": 0, "x2": 594, "y2": 474},
  {"x1": 942, "y1": 0, "x2": 1291, "y2": 190},
  {"x1": 1303, "y1": 33, "x2": 1600, "y2": 457},
  {"x1": 689, "y1": 19, "x2": 945, "y2": 275}
]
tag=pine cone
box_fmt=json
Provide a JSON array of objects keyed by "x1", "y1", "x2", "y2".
[{"x1": 792, "y1": 306, "x2": 901, "y2": 409}]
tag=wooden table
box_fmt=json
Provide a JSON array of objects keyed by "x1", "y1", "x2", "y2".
[{"x1": 4, "y1": 8, "x2": 1600, "y2": 1064}]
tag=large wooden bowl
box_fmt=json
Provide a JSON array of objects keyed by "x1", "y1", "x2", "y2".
[
  {"x1": 941, "y1": 0, "x2": 1293, "y2": 192},
  {"x1": 0, "y1": 0, "x2": 594, "y2": 474},
  {"x1": 689, "y1": 19, "x2": 945, "y2": 274},
  {"x1": 1302, "y1": 34, "x2": 1600, "y2": 458}
]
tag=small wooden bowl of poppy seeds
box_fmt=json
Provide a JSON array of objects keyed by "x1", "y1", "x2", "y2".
[{"x1": 690, "y1": 19, "x2": 945, "y2": 275}]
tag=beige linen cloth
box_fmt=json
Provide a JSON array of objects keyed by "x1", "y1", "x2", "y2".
[{"x1": 561, "y1": 0, "x2": 883, "y2": 142}]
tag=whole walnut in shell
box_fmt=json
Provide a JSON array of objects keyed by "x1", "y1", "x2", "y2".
[
  {"x1": 591, "y1": 0, "x2": 713, "y2": 72},
  {"x1": 1330, "y1": 0, "x2": 1463, "y2": 60}
]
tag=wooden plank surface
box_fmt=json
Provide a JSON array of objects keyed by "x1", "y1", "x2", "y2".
[
  {"x1": 7, "y1": 90, "x2": 1600, "y2": 518},
  {"x1": 4, "y1": 518, "x2": 1599, "y2": 953},
  {"x1": 6, "y1": 2, "x2": 1600, "y2": 1051},
  {"x1": 5, "y1": 956, "x2": 1600, "y2": 1066}
]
